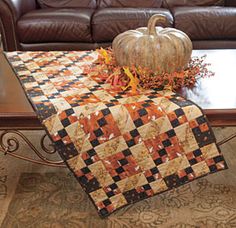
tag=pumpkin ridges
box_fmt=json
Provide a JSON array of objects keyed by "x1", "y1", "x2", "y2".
[
  {"x1": 134, "y1": 36, "x2": 161, "y2": 71},
  {"x1": 160, "y1": 28, "x2": 193, "y2": 68},
  {"x1": 159, "y1": 36, "x2": 173, "y2": 72},
  {"x1": 169, "y1": 34, "x2": 184, "y2": 70},
  {"x1": 149, "y1": 36, "x2": 159, "y2": 71},
  {"x1": 169, "y1": 31, "x2": 191, "y2": 71},
  {"x1": 113, "y1": 33, "x2": 138, "y2": 66},
  {"x1": 172, "y1": 32, "x2": 192, "y2": 70}
]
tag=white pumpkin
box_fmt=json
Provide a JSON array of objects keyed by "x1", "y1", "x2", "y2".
[{"x1": 112, "y1": 14, "x2": 193, "y2": 74}]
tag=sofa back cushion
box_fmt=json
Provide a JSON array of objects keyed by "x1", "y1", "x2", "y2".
[
  {"x1": 98, "y1": 0, "x2": 162, "y2": 8},
  {"x1": 162, "y1": 0, "x2": 224, "y2": 8},
  {"x1": 37, "y1": 0, "x2": 97, "y2": 9},
  {"x1": 225, "y1": 0, "x2": 236, "y2": 6}
]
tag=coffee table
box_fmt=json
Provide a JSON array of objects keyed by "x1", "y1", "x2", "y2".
[{"x1": 0, "y1": 49, "x2": 235, "y2": 166}]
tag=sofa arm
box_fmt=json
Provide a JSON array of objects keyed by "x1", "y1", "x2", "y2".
[
  {"x1": 3, "y1": 0, "x2": 37, "y2": 20},
  {"x1": 0, "y1": 0, "x2": 36, "y2": 51},
  {"x1": 0, "y1": 1, "x2": 17, "y2": 51}
]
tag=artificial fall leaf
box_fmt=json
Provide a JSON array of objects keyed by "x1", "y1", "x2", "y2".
[
  {"x1": 88, "y1": 48, "x2": 213, "y2": 92},
  {"x1": 98, "y1": 48, "x2": 111, "y2": 64},
  {"x1": 164, "y1": 85, "x2": 173, "y2": 91},
  {"x1": 123, "y1": 67, "x2": 139, "y2": 93},
  {"x1": 106, "y1": 68, "x2": 125, "y2": 86}
]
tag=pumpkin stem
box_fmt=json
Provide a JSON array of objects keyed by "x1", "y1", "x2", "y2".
[{"x1": 148, "y1": 14, "x2": 167, "y2": 36}]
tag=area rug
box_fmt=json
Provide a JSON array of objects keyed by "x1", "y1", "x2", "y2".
[
  {"x1": 0, "y1": 173, "x2": 7, "y2": 200},
  {"x1": 1, "y1": 172, "x2": 236, "y2": 228}
]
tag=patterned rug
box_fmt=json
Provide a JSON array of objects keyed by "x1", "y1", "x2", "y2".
[
  {"x1": 1, "y1": 171, "x2": 236, "y2": 228},
  {"x1": 0, "y1": 172, "x2": 7, "y2": 200}
]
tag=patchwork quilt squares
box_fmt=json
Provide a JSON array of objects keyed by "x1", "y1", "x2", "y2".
[{"x1": 6, "y1": 51, "x2": 227, "y2": 217}]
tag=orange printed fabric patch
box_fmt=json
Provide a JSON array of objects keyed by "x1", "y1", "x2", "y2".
[{"x1": 6, "y1": 51, "x2": 227, "y2": 218}]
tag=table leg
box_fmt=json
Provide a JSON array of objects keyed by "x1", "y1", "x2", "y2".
[{"x1": 0, "y1": 130, "x2": 66, "y2": 167}]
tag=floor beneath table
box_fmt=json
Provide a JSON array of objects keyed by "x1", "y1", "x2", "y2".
[{"x1": 0, "y1": 128, "x2": 236, "y2": 227}]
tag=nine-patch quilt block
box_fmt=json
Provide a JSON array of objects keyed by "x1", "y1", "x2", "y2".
[{"x1": 6, "y1": 51, "x2": 227, "y2": 217}]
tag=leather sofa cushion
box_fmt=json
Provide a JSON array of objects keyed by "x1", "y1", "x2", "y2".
[
  {"x1": 92, "y1": 8, "x2": 173, "y2": 42},
  {"x1": 163, "y1": 0, "x2": 224, "y2": 8},
  {"x1": 17, "y1": 8, "x2": 94, "y2": 43},
  {"x1": 225, "y1": 0, "x2": 236, "y2": 6},
  {"x1": 173, "y1": 7, "x2": 236, "y2": 40},
  {"x1": 37, "y1": 0, "x2": 97, "y2": 9},
  {"x1": 99, "y1": 0, "x2": 162, "y2": 8}
]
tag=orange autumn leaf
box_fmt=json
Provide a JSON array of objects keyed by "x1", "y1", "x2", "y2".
[
  {"x1": 88, "y1": 48, "x2": 213, "y2": 92},
  {"x1": 123, "y1": 67, "x2": 139, "y2": 93},
  {"x1": 99, "y1": 48, "x2": 111, "y2": 64},
  {"x1": 106, "y1": 68, "x2": 126, "y2": 86}
]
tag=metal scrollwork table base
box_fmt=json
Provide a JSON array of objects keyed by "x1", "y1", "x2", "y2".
[{"x1": 0, "y1": 129, "x2": 66, "y2": 168}]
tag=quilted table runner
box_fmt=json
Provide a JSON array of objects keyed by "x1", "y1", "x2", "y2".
[{"x1": 6, "y1": 51, "x2": 227, "y2": 218}]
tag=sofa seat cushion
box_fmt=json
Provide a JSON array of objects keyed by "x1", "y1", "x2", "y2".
[
  {"x1": 173, "y1": 7, "x2": 236, "y2": 40},
  {"x1": 92, "y1": 8, "x2": 173, "y2": 42},
  {"x1": 17, "y1": 8, "x2": 94, "y2": 43}
]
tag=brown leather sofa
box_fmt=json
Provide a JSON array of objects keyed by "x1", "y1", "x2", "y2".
[{"x1": 0, "y1": 0, "x2": 236, "y2": 51}]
